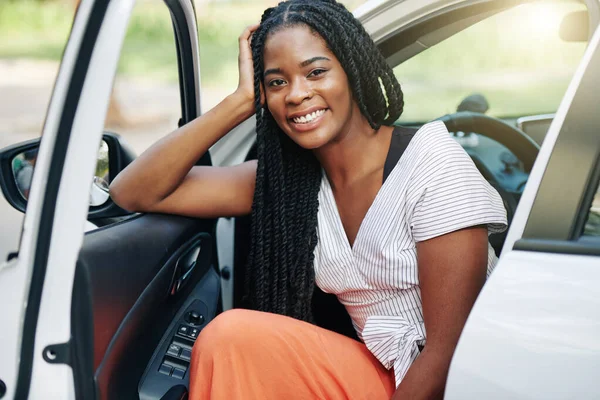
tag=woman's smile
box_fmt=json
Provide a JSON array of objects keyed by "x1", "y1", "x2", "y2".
[{"x1": 288, "y1": 108, "x2": 329, "y2": 132}]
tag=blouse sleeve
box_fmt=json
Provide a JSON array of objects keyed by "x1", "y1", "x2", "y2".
[{"x1": 408, "y1": 121, "x2": 508, "y2": 242}]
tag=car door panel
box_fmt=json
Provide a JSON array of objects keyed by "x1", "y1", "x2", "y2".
[
  {"x1": 73, "y1": 213, "x2": 219, "y2": 399},
  {"x1": 0, "y1": 0, "x2": 213, "y2": 398},
  {"x1": 446, "y1": 22, "x2": 600, "y2": 399}
]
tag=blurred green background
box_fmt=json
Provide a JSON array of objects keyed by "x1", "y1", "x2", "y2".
[
  {"x1": 0, "y1": 0, "x2": 588, "y2": 123},
  {"x1": 0, "y1": 0, "x2": 361, "y2": 85}
]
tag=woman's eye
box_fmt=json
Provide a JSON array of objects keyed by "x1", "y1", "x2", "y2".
[
  {"x1": 308, "y1": 69, "x2": 327, "y2": 78},
  {"x1": 268, "y1": 79, "x2": 286, "y2": 87}
]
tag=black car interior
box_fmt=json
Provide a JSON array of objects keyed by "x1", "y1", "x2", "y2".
[{"x1": 70, "y1": 214, "x2": 220, "y2": 400}]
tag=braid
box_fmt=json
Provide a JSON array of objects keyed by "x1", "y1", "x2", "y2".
[{"x1": 242, "y1": 0, "x2": 404, "y2": 322}]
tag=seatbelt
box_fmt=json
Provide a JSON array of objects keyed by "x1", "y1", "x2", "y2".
[{"x1": 383, "y1": 125, "x2": 418, "y2": 183}]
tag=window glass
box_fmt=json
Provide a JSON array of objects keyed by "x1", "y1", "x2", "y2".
[
  {"x1": 0, "y1": 1, "x2": 75, "y2": 262},
  {"x1": 393, "y1": 1, "x2": 588, "y2": 124},
  {"x1": 104, "y1": 0, "x2": 180, "y2": 156}
]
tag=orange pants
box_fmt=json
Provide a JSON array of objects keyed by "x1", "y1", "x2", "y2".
[{"x1": 189, "y1": 309, "x2": 395, "y2": 399}]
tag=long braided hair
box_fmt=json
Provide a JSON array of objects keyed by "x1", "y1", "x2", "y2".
[{"x1": 243, "y1": 0, "x2": 404, "y2": 322}]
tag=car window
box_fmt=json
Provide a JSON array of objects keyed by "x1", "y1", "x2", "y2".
[
  {"x1": 104, "y1": 0, "x2": 180, "y2": 156},
  {"x1": 0, "y1": 1, "x2": 75, "y2": 262},
  {"x1": 393, "y1": 1, "x2": 588, "y2": 124},
  {"x1": 583, "y1": 185, "x2": 600, "y2": 236}
]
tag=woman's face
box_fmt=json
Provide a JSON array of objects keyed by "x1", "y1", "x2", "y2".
[{"x1": 262, "y1": 24, "x2": 357, "y2": 150}]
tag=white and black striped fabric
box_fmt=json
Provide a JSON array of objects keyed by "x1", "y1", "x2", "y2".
[{"x1": 313, "y1": 121, "x2": 507, "y2": 387}]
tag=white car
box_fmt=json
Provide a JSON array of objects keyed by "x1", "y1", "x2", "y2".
[{"x1": 0, "y1": 0, "x2": 598, "y2": 399}]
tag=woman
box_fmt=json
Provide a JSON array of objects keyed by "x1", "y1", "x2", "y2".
[{"x1": 109, "y1": 0, "x2": 507, "y2": 398}]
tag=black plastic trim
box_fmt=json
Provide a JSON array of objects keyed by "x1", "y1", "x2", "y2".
[
  {"x1": 15, "y1": 2, "x2": 109, "y2": 399},
  {"x1": 513, "y1": 237, "x2": 600, "y2": 256},
  {"x1": 87, "y1": 132, "x2": 137, "y2": 220},
  {"x1": 159, "y1": 385, "x2": 189, "y2": 400},
  {"x1": 71, "y1": 255, "x2": 97, "y2": 400},
  {"x1": 572, "y1": 148, "x2": 600, "y2": 239},
  {"x1": 138, "y1": 270, "x2": 220, "y2": 400},
  {"x1": 42, "y1": 343, "x2": 72, "y2": 365},
  {"x1": 437, "y1": 111, "x2": 539, "y2": 172},
  {"x1": 80, "y1": 212, "x2": 217, "y2": 399},
  {"x1": 0, "y1": 139, "x2": 41, "y2": 212},
  {"x1": 0, "y1": 132, "x2": 136, "y2": 220},
  {"x1": 163, "y1": 0, "x2": 211, "y2": 167}
]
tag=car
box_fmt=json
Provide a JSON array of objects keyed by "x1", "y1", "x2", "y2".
[{"x1": 0, "y1": 0, "x2": 598, "y2": 399}]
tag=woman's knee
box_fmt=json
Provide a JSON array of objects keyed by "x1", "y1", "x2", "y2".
[{"x1": 194, "y1": 309, "x2": 260, "y2": 351}]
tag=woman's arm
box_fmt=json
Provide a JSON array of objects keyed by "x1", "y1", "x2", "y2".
[
  {"x1": 392, "y1": 225, "x2": 489, "y2": 400},
  {"x1": 109, "y1": 25, "x2": 259, "y2": 218}
]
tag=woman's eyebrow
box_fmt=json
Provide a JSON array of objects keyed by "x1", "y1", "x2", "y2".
[
  {"x1": 264, "y1": 56, "x2": 331, "y2": 78},
  {"x1": 300, "y1": 56, "x2": 331, "y2": 67},
  {"x1": 264, "y1": 67, "x2": 282, "y2": 78}
]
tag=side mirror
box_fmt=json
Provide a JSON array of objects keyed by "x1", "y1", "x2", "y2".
[
  {"x1": 0, "y1": 132, "x2": 137, "y2": 219},
  {"x1": 560, "y1": 10, "x2": 589, "y2": 42}
]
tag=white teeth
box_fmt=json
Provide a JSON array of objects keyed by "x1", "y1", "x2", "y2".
[{"x1": 293, "y1": 109, "x2": 325, "y2": 124}]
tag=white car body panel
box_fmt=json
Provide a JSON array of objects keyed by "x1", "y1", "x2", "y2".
[
  {"x1": 356, "y1": 0, "x2": 477, "y2": 42},
  {"x1": 445, "y1": 22, "x2": 600, "y2": 400},
  {"x1": 446, "y1": 250, "x2": 600, "y2": 399},
  {"x1": 0, "y1": 1, "x2": 96, "y2": 398},
  {"x1": 27, "y1": 1, "x2": 136, "y2": 397}
]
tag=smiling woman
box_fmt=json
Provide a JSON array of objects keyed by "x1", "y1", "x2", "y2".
[{"x1": 109, "y1": 0, "x2": 506, "y2": 399}]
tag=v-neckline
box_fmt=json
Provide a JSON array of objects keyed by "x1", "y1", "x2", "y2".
[{"x1": 322, "y1": 162, "x2": 400, "y2": 253}]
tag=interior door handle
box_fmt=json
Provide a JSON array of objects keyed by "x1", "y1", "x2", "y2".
[
  {"x1": 170, "y1": 244, "x2": 201, "y2": 296},
  {"x1": 169, "y1": 233, "x2": 213, "y2": 296}
]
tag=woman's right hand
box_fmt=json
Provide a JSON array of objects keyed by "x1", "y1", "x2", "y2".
[{"x1": 235, "y1": 24, "x2": 260, "y2": 107}]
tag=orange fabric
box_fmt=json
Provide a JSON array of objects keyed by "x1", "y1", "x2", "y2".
[{"x1": 189, "y1": 309, "x2": 395, "y2": 400}]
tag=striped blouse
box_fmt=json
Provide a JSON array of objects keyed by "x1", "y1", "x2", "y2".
[{"x1": 313, "y1": 121, "x2": 508, "y2": 387}]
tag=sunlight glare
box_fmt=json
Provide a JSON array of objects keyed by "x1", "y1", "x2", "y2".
[{"x1": 529, "y1": 4, "x2": 563, "y2": 36}]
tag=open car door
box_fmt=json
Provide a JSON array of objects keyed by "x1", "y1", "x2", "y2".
[{"x1": 0, "y1": 1, "x2": 220, "y2": 399}]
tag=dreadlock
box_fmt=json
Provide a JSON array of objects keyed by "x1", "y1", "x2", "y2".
[{"x1": 243, "y1": 0, "x2": 404, "y2": 322}]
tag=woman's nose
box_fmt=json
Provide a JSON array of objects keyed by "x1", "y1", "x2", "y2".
[{"x1": 286, "y1": 79, "x2": 313, "y2": 104}]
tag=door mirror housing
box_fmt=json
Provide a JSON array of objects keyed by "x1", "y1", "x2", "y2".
[
  {"x1": 560, "y1": 10, "x2": 590, "y2": 42},
  {"x1": 0, "y1": 131, "x2": 137, "y2": 219}
]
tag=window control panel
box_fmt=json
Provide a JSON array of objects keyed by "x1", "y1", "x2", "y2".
[
  {"x1": 139, "y1": 270, "x2": 220, "y2": 400},
  {"x1": 177, "y1": 324, "x2": 200, "y2": 340},
  {"x1": 157, "y1": 307, "x2": 206, "y2": 380}
]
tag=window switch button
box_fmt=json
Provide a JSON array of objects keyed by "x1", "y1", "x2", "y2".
[
  {"x1": 177, "y1": 325, "x2": 190, "y2": 336},
  {"x1": 180, "y1": 348, "x2": 192, "y2": 361},
  {"x1": 159, "y1": 363, "x2": 173, "y2": 376},
  {"x1": 172, "y1": 368, "x2": 186, "y2": 379},
  {"x1": 167, "y1": 343, "x2": 181, "y2": 357},
  {"x1": 189, "y1": 328, "x2": 199, "y2": 340}
]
